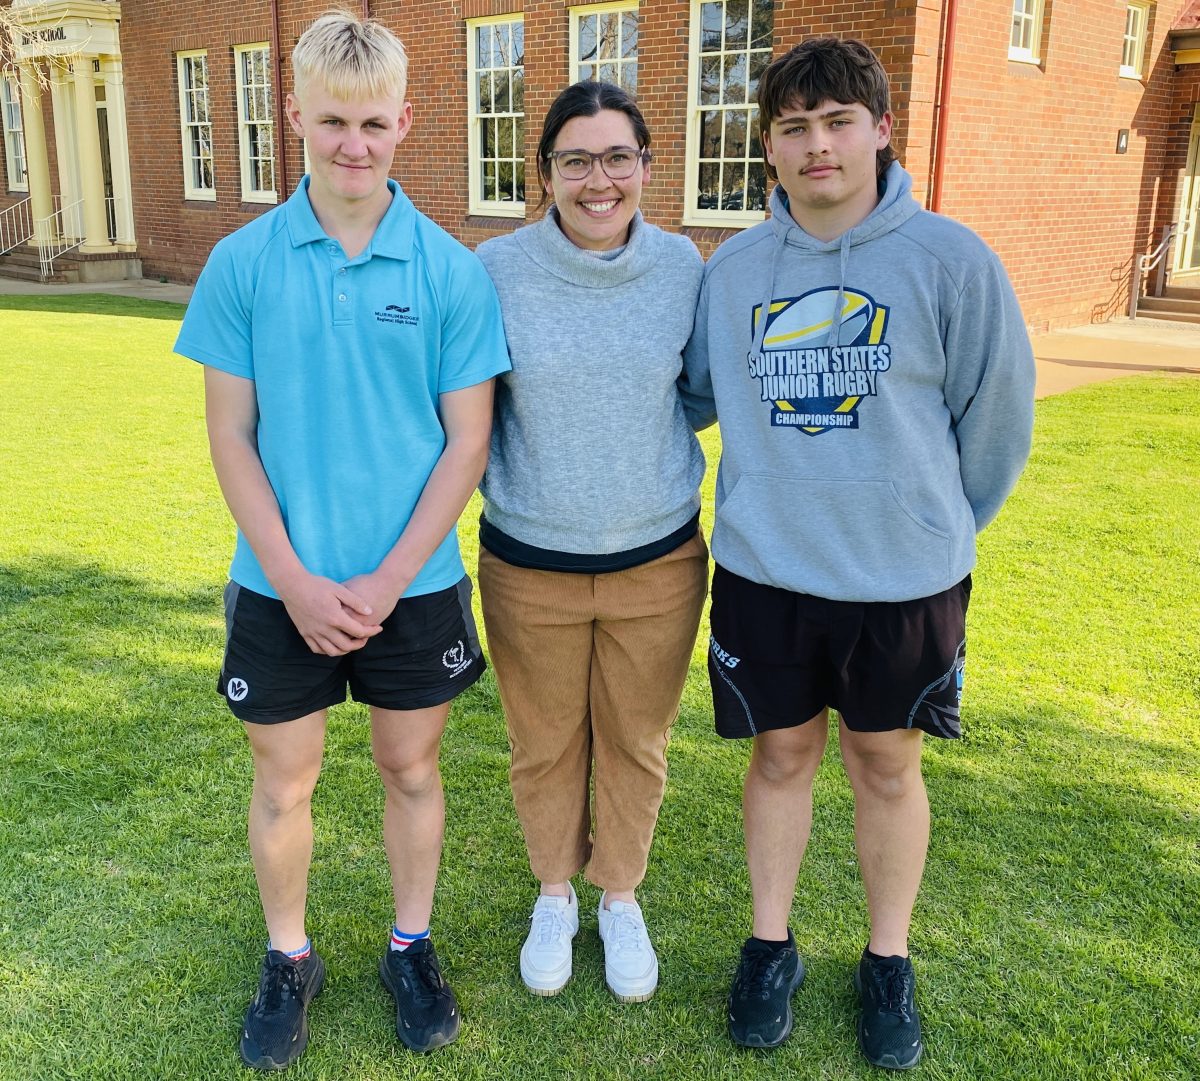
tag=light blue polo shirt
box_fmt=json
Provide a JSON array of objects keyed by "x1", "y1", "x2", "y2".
[{"x1": 174, "y1": 177, "x2": 510, "y2": 599}]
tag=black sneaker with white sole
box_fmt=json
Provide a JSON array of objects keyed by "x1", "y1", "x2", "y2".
[
  {"x1": 727, "y1": 932, "x2": 806, "y2": 1049},
  {"x1": 854, "y1": 950, "x2": 924, "y2": 1070},
  {"x1": 239, "y1": 949, "x2": 325, "y2": 1071},
  {"x1": 379, "y1": 937, "x2": 461, "y2": 1053}
]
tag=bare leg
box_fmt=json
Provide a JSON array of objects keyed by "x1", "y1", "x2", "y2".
[
  {"x1": 743, "y1": 716, "x2": 830, "y2": 940},
  {"x1": 244, "y1": 711, "x2": 328, "y2": 952},
  {"x1": 371, "y1": 703, "x2": 451, "y2": 932},
  {"x1": 839, "y1": 722, "x2": 928, "y2": 956}
]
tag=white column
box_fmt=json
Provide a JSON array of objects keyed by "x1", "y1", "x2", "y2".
[
  {"x1": 100, "y1": 58, "x2": 136, "y2": 249},
  {"x1": 71, "y1": 61, "x2": 114, "y2": 253},
  {"x1": 49, "y1": 66, "x2": 79, "y2": 219},
  {"x1": 18, "y1": 64, "x2": 53, "y2": 246}
]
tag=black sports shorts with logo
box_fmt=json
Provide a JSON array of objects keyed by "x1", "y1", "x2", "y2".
[
  {"x1": 707, "y1": 564, "x2": 970, "y2": 740},
  {"x1": 218, "y1": 576, "x2": 485, "y2": 724}
]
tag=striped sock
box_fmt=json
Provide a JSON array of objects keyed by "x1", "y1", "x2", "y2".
[
  {"x1": 268, "y1": 937, "x2": 312, "y2": 961},
  {"x1": 389, "y1": 925, "x2": 430, "y2": 952}
]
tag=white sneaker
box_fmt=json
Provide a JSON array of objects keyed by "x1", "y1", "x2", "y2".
[
  {"x1": 597, "y1": 894, "x2": 658, "y2": 1002},
  {"x1": 519, "y1": 884, "x2": 579, "y2": 996}
]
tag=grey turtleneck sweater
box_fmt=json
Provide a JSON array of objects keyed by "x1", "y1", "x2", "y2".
[{"x1": 476, "y1": 208, "x2": 705, "y2": 556}]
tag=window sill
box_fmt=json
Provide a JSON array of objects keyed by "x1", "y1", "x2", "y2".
[{"x1": 468, "y1": 203, "x2": 526, "y2": 220}]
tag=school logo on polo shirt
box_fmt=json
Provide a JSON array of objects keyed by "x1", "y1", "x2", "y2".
[
  {"x1": 747, "y1": 286, "x2": 892, "y2": 436},
  {"x1": 375, "y1": 302, "x2": 420, "y2": 327}
]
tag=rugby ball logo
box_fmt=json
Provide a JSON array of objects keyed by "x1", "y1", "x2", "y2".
[{"x1": 750, "y1": 286, "x2": 891, "y2": 435}]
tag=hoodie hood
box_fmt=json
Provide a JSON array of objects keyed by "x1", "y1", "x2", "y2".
[{"x1": 752, "y1": 162, "x2": 921, "y2": 354}]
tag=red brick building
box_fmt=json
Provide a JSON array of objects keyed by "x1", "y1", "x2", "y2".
[{"x1": 3, "y1": 0, "x2": 1200, "y2": 329}]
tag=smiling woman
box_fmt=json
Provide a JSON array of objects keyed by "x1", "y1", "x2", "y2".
[{"x1": 473, "y1": 81, "x2": 708, "y2": 1009}]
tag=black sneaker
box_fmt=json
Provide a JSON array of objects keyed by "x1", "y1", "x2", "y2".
[
  {"x1": 239, "y1": 949, "x2": 326, "y2": 1071},
  {"x1": 727, "y1": 932, "x2": 806, "y2": 1048},
  {"x1": 854, "y1": 950, "x2": 923, "y2": 1070},
  {"x1": 379, "y1": 938, "x2": 461, "y2": 1053}
]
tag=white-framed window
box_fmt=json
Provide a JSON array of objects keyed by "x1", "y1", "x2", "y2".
[
  {"x1": 467, "y1": 15, "x2": 525, "y2": 217},
  {"x1": 2, "y1": 75, "x2": 28, "y2": 193},
  {"x1": 1120, "y1": 3, "x2": 1151, "y2": 79},
  {"x1": 1009, "y1": 0, "x2": 1046, "y2": 63},
  {"x1": 235, "y1": 43, "x2": 277, "y2": 203},
  {"x1": 684, "y1": 0, "x2": 773, "y2": 227},
  {"x1": 176, "y1": 51, "x2": 215, "y2": 200},
  {"x1": 570, "y1": 3, "x2": 638, "y2": 95}
]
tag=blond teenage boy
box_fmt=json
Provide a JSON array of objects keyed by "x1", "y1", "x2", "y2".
[{"x1": 174, "y1": 12, "x2": 509, "y2": 1068}]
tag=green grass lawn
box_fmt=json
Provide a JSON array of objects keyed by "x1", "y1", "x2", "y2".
[{"x1": 0, "y1": 294, "x2": 1197, "y2": 1080}]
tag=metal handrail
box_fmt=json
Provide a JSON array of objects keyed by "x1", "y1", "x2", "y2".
[
  {"x1": 35, "y1": 198, "x2": 84, "y2": 278},
  {"x1": 1129, "y1": 220, "x2": 1191, "y2": 319},
  {"x1": 0, "y1": 197, "x2": 34, "y2": 257}
]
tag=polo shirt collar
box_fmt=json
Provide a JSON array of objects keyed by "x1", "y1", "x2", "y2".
[{"x1": 284, "y1": 176, "x2": 415, "y2": 261}]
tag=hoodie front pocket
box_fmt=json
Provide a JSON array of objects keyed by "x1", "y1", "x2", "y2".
[{"x1": 713, "y1": 473, "x2": 953, "y2": 601}]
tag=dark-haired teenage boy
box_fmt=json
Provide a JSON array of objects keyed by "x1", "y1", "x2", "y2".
[{"x1": 682, "y1": 36, "x2": 1034, "y2": 1069}]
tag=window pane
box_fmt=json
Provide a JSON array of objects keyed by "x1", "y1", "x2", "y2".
[
  {"x1": 498, "y1": 160, "x2": 513, "y2": 200},
  {"x1": 701, "y1": 110, "x2": 722, "y2": 158},
  {"x1": 720, "y1": 164, "x2": 746, "y2": 211},
  {"x1": 579, "y1": 63, "x2": 595, "y2": 82},
  {"x1": 476, "y1": 24, "x2": 492, "y2": 64},
  {"x1": 498, "y1": 116, "x2": 513, "y2": 156},
  {"x1": 623, "y1": 65, "x2": 637, "y2": 96},
  {"x1": 477, "y1": 72, "x2": 493, "y2": 114},
  {"x1": 698, "y1": 162, "x2": 719, "y2": 208},
  {"x1": 512, "y1": 23, "x2": 524, "y2": 64},
  {"x1": 599, "y1": 63, "x2": 618, "y2": 85},
  {"x1": 495, "y1": 69, "x2": 511, "y2": 113},
  {"x1": 748, "y1": 110, "x2": 762, "y2": 157},
  {"x1": 751, "y1": 0, "x2": 773, "y2": 50},
  {"x1": 723, "y1": 52, "x2": 747, "y2": 105},
  {"x1": 598, "y1": 12, "x2": 619, "y2": 60},
  {"x1": 701, "y1": 2, "x2": 723, "y2": 51},
  {"x1": 700, "y1": 54, "x2": 721, "y2": 105},
  {"x1": 579, "y1": 15, "x2": 598, "y2": 62},
  {"x1": 725, "y1": 0, "x2": 749, "y2": 49},
  {"x1": 747, "y1": 160, "x2": 767, "y2": 211},
  {"x1": 515, "y1": 160, "x2": 525, "y2": 202},
  {"x1": 723, "y1": 110, "x2": 747, "y2": 159},
  {"x1": 749, "y1": 48, "x2": 769, "y2": 95},
  {"x1": 512, "y1": 68, "x2": 524, "y2": 112}
]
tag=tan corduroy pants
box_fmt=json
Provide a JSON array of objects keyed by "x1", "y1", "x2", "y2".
[{"x1": 478, "y1": 532, "x2": 708, "y2": 892}]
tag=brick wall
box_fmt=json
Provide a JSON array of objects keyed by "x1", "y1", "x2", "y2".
[
  {"x1": 932, "y1": 0, "x2": 1195, "y2": 330},
  {"x1": 18, "y1": 0, "x2": 1197, "y2": 331}
]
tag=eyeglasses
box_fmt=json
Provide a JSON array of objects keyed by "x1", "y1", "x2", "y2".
[{"x1": 545, "y1": 146, "x2": 650, "y2": 181}]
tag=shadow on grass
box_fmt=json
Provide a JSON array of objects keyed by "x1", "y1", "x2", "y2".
[{"x1": 0, "y1": 293, "x2": 185, "y2": 320}]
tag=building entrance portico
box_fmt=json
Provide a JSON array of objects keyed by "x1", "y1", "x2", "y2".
[{"x1": 8, "y1": 0, "x2": 137, "y2": 275}]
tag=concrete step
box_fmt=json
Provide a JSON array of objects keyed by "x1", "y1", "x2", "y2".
[
  {"x1": 1163, "y1": 283, "x2": 1200, "y2": 301},
  {"x1": 1135, "y1": 306, "x2": 1200, "y2": 325},
  {"x1": 0, "y1": 260, "x2": 73, "y2": 284},
  {"x1": 0, "y1": 243, "x2": 83, "y2": 283},
  {"x1": 1138, "y1": 296, "x2": 1200, "y2": 315}
]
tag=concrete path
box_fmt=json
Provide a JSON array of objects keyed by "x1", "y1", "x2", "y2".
[
  {"x1": 2, "y1": 277, "x2": 1197, "y2": 398},
  {"x1": 1031, "y1": 318, "x2": 1200, "y2": 398}
]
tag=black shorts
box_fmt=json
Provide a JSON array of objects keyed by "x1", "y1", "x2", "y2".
[
  {"x1": 219, "y1": 576, "x2": 485, "y2": 724},
  {"x1": 707, "y1": 564, "x2": 970, "y2": 740}
]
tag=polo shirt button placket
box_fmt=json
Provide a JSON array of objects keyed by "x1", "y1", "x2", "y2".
[{"x1": 334, "y1": 265, "x2": 352, "y2": 326}]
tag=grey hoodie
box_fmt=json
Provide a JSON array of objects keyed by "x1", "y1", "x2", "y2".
[{"x1": 681, "y1": 163, "x2": 1035, "y2": 603}]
